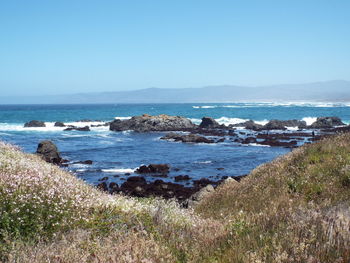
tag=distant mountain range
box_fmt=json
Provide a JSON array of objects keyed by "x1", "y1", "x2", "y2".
[{"x1": 1, "y1": 80, "x2": 350, "y2": 104}]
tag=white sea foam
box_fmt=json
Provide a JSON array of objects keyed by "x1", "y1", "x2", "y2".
[
  {"x1": 192, "y1": 106, "x2": 217, "y2": 109},
  {"x1": 101, "y1": 168, "x2": 135, "y2": 173},
  {"x1": 286, "y1": 126, "x2": 299, "y2": 131},
  {"x1": 189, "y1": 118, "x2": 202, "y2": 124},
  {"x1": 215, "y1": 117, "x2": 249, "y2": 125},
  {"x1": 255, "y1": 120, "x2": 269, "y2": 125},
  {"x1": 193, "y1": 102, "x2": 350, "y2": 108},
  {"x1": 194, "y1": 160, "x2": 212, "y2": 164},
  {"x1": 70, "y1": 163, "x2": 89, "y2": 168},
  {"x1": 248, "y1": 143, "x2": 270, "y2": 147},
  {"x1": 302, "y1": 117, "x2": 317, "y2": 126},
  {"x1": 0, "y1": 121, "x2": 109, "y2": 132},
  {"x1": 114, "y1": 116, "x2": 132, "y2": 120}
]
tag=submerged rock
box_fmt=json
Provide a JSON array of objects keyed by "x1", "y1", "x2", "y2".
[
  {"x1": 24, "y1": 120, "x2": 46, "y2": 127},
  {"x1": 36, "y1": 140, "x2": 62, "y2": 164},
  {"x1": 161, "y1": 132, "x2": 215, "y2": 143},
  {"x1": 110, "y1": 114, "x2": 196, "y2": 132},
  {"x1": 174, "y1": 175, "x2": 191, "y2": 182},
  {"x1": 64, "y1": 126, "x2": 90, "y2": 131}
]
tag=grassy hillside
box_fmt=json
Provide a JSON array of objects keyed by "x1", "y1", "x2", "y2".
[{"x1": 0, "y1": 134, "x2": 349, "y2": 262}]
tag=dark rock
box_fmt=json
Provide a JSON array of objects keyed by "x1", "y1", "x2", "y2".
[
  {"x1": 91, "y1": 122, "x2": 110, "y2": 127},
  {"x1": 199, "y1": 117, "x2": 221, "y2": 129},
  {"x1": 309, "y1": 117, "x2": 345, "y2": 129},
  {"x1": 262, "y1": 119, "x2": 307, "y2": 130},
  {"x1": 153, "y1": 179, "x2": 164, "y2": 185},
  {"x1": 24, "y1": 120, "x2": 46, "y2": 128},
  {"x1": 98, "y1": 176, "x2": 109, "y2": 181},
  {"x1": 64, "y1": 126, "x2": 90, "y2": 131},
  {"x1": 259, "y1": 139, "x2": 298, "y2": 148},
  {"x1": 216, "y1": 138, "x2": 225, "y2": 143},
  {"x1": 174, "y1": 175, "x2": 191, "y2": 182},
  {"x1": 263, "y1": 120, "x2": 285, "y2": 130},
  {"x1": 127, "y1": 176, "x2": 147, "y2": 183},
  {"x1": 228, "y1": 130, "x2": 237, "y2": 136},
  {"x1": 257, "y1": 132, "x2": 313, "y2": 140},
  {"x1": 54, "y1": 122, "x2": 65, "y2": 127},
  {"x1": 241, "y1": 137, "x2": 257, "y2": 144},
  {"x1": 36, "y1": 140, "x2": 62, "y2": 164},
  {"x1": 109, "y1": 182, "x2": 119, "y2": 193},
  {"x1": 244, "y1": 120, "x2": 264, "y2": 131},
  {"x1": 120, "y1": 179, "x2": 198, "y2": 201},
  {"x1": 231, "y1": 120, "x2": 263, "y2": 131},
  {"x1": 161, "y1": 132, "x2": 214, "y2": 143},
  {"x1": 195, "y1": 129, "x2": 227, "y2": 136},
  {"x1": 193, "y1": 178, "x2": 217, "y2": 188},
  {"x1": 324, "y1": 125, "x2": 350, "y2": 133},
  {"x1": 109, "y1": 114, "x2": 196, "y2": 132},
  {"x1": 135, "y1": 164, "x2": 170, "y2": 175},
  {"x1": 71, "y1": 160, "x2": 93, "y2": 165}
]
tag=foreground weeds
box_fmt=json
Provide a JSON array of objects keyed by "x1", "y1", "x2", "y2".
[{"x1": 1, "y1": 134, "x2": 350, "y2": 262}]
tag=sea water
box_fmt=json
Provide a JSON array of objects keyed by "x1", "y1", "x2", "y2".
[{"x1": 1, "y1": 103, "x2": 349, "y2": 186}]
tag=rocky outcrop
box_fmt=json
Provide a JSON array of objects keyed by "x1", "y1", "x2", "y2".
[
  {"x1": 231, "y1": 120, "x2": 263, "y2": 131},
  {"x1": 36, "y1": 140, "x2": 62, "y2": 164},
  {"x1": 54, "y1": 122, "x2": 65, "y2": 127},
  {"x1": 110, "y1": 114, "x2": 196, "y2": 132},
  {"x1": 199, "y1": 117, "x2": 221, "y2": 129},
  {"x1": 135, "y1": 164, "x2": 170, "y2": 175},
  {"x1": 24, "y1": 120, "x2": 46, "y2": 127},
  {"x1": 263, "y1": 120, "x2": 307, "y2": 130},
  {"x1": 185, "y1": 184, "x2": 215, "y2": 208},
  {"x1": 309, "y1": 117, "x2": 345, "y2": 129},
  {"x1": 161, "y1": 132, "x2": 215, "y2": 143}
]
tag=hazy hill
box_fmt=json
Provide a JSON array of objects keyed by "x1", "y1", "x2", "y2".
[{"x1": 1, "y1": 80, "x2": 350, "y2": 104}]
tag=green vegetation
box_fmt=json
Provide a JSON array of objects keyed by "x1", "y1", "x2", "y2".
[{"x1": 0, "y1": 133, "x2": 350, "y2": 262}]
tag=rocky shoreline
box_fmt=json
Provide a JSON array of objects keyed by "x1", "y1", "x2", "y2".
[{"x1": 28, "y1": 114, "x2": 350, "y2": 205}]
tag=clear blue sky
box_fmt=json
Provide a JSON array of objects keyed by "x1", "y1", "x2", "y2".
[{"x1": 1, "y1": 0, "x2": 349, "y2": 96}]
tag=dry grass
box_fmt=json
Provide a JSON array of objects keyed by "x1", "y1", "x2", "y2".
[
  {"x1": 197, "y1": 133, "x2": 350, "y2": 262},
  {"x1": 1, "y1": 133, "x2": 350, "y2": 262}
]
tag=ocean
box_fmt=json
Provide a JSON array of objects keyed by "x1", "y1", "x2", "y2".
[{"x1": 1, "y1": 102, "x2": 350, "y2": 187}]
